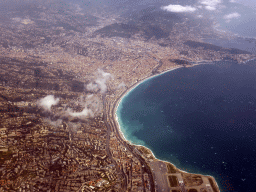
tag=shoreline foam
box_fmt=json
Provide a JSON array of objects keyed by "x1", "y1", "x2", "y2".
[
  {"x1": 112, "y1": 62, "x2": 222, "y2": 190},
  {"x1": 113, "y1": 59, "x2": 218, "y2": 143},
  {"x1": 114, "y1": 66, "x2": 182, "y2": 143}
]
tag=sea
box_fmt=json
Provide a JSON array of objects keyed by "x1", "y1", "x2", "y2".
[{"x1": 116, "y1": 60, "x2": 256, "y2": 192}]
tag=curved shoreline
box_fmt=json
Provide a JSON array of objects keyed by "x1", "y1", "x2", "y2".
[
  {"x1": 113, "y1": 60, "x2": 215, "y2": 146},
  {"x1": 112, "y1": 62, "x2": 222, "y2": 191},
  {"x1": 114, "y1": 65, "x2": 183, "y2": 142}
]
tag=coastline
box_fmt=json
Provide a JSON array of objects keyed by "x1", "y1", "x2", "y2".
[
  {"x1": 113, "y1": 59, "x2": 218, "y2": 145},
  {"x1": 111, "y1": 62, "x2": 222, "y2": 191},
  {"x1": 113, "y1": 65, "x2": 183, "y2": 143}
]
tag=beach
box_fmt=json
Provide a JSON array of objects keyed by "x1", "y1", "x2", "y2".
[
  {"x1": 114, "y1": 65, "x2": 183, "y2": 143},
  {"x1": 111, "y1": 62, "x2": 221, "y2": 191}
]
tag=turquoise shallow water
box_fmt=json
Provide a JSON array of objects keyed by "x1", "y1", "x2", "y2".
[{"x1": 117, "y1": 60, "x2": 256, "y2": 192}]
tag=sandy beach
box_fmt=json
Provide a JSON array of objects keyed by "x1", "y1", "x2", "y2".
[
  {"x1": 113, "y1": 65, "x2": 183, "y2": 143},
  {"x1": 112, "y1": 62, "x2": 222, "y2": 191},
  {"x1": 112, "y1": 60, "x2": 216, "y2": 145}
]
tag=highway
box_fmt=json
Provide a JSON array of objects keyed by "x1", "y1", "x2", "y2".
[
  {"x1": 103, "y1": 96, "x2": 128, "y2": 190},
  {"x1": 103, "y1": 95, "x2": 156, "y2": 191}
]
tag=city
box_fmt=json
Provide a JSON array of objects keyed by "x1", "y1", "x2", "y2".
[{"x1": 0, "y1": 1, "x2": 255, "y2": 191}]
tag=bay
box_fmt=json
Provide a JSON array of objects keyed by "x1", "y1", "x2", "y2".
[{"x1": 117, "y1": 60, "x2": 256, "y2": 192}]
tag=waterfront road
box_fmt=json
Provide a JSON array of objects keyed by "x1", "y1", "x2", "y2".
[
  {"x1": 103, "y1": 96, "x2": 128, "y2": 190},
  {"x1": 103, "y1": 96, "x2": 155, "y2": 191}
]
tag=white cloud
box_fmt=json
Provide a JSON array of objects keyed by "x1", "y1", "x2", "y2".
[
  {"x1": 12, "y1": 17, "x2": 34, "y2": 24},
  {"x1": 117, "y1": 82, "x2": 126, "y2": 89},
  {"x1": 199, "y1": 0, "x2": 222, "y2": 11},
  {"x1": 87, "y1": 82, "x2": 98, "y2": 91},
  {"x1": 235, "y1": 0, "x2": 256, "y2": 8},
  {"x1": 205, "y1": 5, "x2": 217, "y2": 10},
  {"x1": 86, "y1": 69, "x2": 113, "y2": 94},
  {"x1": 229, "y1": 0, "x2": 236, "y2": 2},
  {"x1": 224, "y1": 12, "x2": 241, "y2": 22},
  {"x1": 68, "y1": 107, "x2": 94, "y2": 118},
  {"x1": 43, "y1": 118, "x2": 62, "y2": 127},
  {"x1": 67, "y1": 94, "x2": 102, "y2": 118},
  {"x1": 83, "y1": 94, "x2": 102, "y2": 115},
  {"x1": 161, "y1": 4, "x2": 197, "y2": 13},
  {"x1": 39, "y1": 95, "x2": 59, "y2": 111},
  {"x1": 67, "y1": 122, "x2": 81, "y2": 132}
]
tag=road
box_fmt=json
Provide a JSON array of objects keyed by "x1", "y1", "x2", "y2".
[
  {"x1": 103, "y1": 96, "x2": 128, "y2": 190},
  {"x1": 103, "y1": 96, "x2": 156, "y2": 191}
]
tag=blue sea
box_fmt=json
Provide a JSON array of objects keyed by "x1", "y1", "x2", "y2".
[{"x1": 117, "y1": 60, "x2": 256, "y2": 192}]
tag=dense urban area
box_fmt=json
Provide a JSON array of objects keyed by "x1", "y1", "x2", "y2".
[{"x1": 0, "y1": 1, "x2": 255, "y2": 191}]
